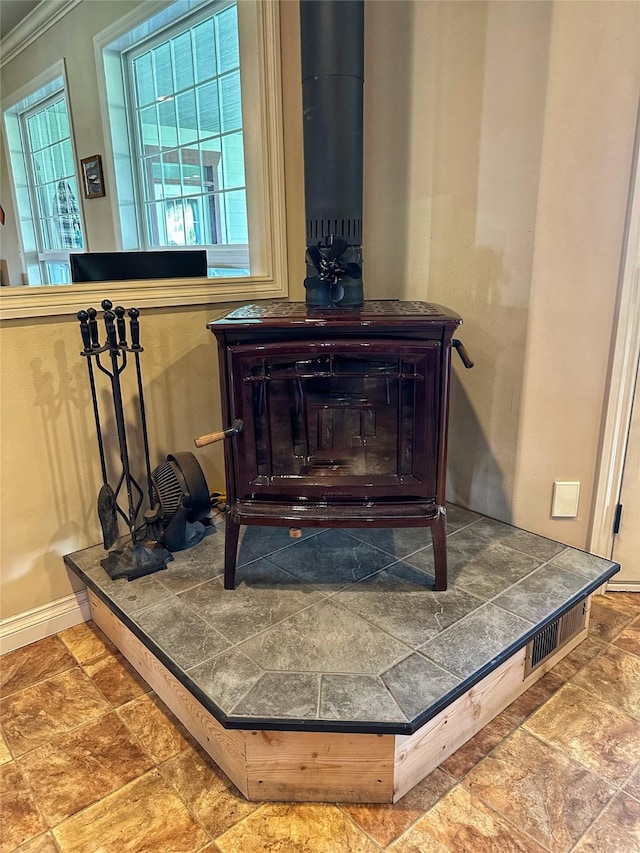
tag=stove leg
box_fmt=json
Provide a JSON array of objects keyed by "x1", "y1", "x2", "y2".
[
  {"x1": 432, "y1": 514, "x2": 448, "y2": 591},
  {"x1": 224, "y1": 518, "x2": 240, "y2": 590}
]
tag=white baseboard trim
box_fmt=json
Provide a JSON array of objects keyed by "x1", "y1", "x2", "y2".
[
  {"x1": 0, "y1": 589, "x2": 91, "y2": 655},
  {"x1": 606, "y1": 581, "x2": 640, "y2": 593}
]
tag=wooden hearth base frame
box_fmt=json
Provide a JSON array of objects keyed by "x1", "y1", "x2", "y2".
[{"x1": 87, "y1": 590, "x2": 590, "y2": 803}]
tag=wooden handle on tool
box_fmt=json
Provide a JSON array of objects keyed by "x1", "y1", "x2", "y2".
[
  {"x1": 194, "y1": 419, "x2": 243, "y2": 448},
  {"x1": 194, "y1": 430, "x2": 227, "y2": 447}
]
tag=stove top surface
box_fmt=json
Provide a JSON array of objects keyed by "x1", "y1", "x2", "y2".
[{"x1": 211, "y1": 300, "x2": 462, "y2": 326}]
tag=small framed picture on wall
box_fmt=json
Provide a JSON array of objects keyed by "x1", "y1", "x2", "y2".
[{"x1": 80, "y1": 155, "x2": 105, "y2": 199}]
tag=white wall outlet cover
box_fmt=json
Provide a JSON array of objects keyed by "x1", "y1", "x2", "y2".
[{"x1": 552, "y1": 481, "x2": 581, "y2": 517}]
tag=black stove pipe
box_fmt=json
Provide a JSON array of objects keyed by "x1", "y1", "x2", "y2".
[{"x1": 300, "y1": 0, "x2": 364, "y2": 307}]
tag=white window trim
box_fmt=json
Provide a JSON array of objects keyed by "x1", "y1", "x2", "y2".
[
  {"x1": 1, "y1": 59, "x2": 86, "y2": 288},
  {"x1": 0, "y1": 0, "x2": 287, "y2": 320}
]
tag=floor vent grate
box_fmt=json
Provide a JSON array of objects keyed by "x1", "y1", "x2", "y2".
[{"x1": 524, "y1": 598, "x2": 588, "y2": 677}]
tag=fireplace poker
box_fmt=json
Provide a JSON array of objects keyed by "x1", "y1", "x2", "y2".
[{"x1": 127, "y1": 307, "x2": 155, "y2": 507}]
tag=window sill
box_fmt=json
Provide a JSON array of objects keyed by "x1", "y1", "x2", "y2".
[{"x1": 0, "y1": 274, "x2": 288, "y2": 320}]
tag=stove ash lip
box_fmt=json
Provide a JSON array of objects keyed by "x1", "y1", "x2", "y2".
[{"x1": 300, "y1": 0, "x2": 365, "y2": 308}]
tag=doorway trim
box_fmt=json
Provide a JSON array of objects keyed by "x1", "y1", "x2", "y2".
[{"x1": 589, "y1": 97, "x2": 640, "y2": 576}]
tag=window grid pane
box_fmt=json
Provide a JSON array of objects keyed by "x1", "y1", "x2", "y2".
[
  {"x1": 176, "y1": 91, "x2": 198, "y2": 145},
  {"x1": 134, "y1": 52, "x2": 155, "y2": 106},
  {"x1": 172, "y1": 31, "x2": 195, "y2": 91},
  {"x1": 129, "y1": 2, "x2": 247, "y2": 249},
  {"x1": 153, "y1": 42, "x2": 173, "y2": 98},
  {"x1": 56, "y1": 100, "x2": 70, "y2": 138},
  {"x1": 193, "y1": 18, "x2": 216, "y2": 84},
  {"x1": 219, "y1": 70, "x2": 241, "y2": 133},
  {"x1": 215, "y1": 4, "x2": 239, "y2": 74}
]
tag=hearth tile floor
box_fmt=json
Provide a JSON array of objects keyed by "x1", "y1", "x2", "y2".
[
  {"x1": 1, "y1": 593, "x2": 639, "y2": 853},
  {"x1": 62, "y1": 506, "x2": 619, "y2": 732}
]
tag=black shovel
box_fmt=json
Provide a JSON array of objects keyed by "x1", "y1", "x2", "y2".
[{"x1": 97, "y1": 483, "x2": 118, "y2": 550}]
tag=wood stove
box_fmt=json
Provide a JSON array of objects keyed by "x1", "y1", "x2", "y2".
[
  {"x1": 197, "y1": 5, "x2": 469, "y2": 591},
  {"x1": 207, "y1": 300, "x2": 471, "y2": 591}
]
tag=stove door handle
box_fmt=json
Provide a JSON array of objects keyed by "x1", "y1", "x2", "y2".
[
  {"x1": 194, "y1": 419, "x2": 244, "y2": 448},
  {"x1": 452, "y1": 339, "x2": 474, "y2": 369}
]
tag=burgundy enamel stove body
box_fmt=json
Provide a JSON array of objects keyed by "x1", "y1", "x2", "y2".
[{"x1": 208, "y1": 299, "x2": 464, "y2": 591}]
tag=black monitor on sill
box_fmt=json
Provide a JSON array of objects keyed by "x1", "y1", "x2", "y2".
[{"x1": 70, "y1": 250, "x2": 208, "y2": 282}]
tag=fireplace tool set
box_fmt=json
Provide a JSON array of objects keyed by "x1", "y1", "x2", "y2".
[
  {"x1": 78, "y1": 300, "x2": 215, "y2": 580},
  {"x1": 77, "y1": 300, "x2": 174, "y2": 580},
  {"x1": 77, "y1": 300, "x2": 172, "y2": 579}
]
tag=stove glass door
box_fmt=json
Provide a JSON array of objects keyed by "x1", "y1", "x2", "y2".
[{"x1": 230, "y1": 340, "x2": 440, "y2": 499}]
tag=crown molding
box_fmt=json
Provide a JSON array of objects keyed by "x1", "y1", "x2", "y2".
[{"x1": 0, "y1": 0, "x2": 83, "y2": 69}]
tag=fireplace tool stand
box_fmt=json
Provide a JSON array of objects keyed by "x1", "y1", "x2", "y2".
[{"x1": 77, "y1": 300, "x2": 172, "y2": 580}]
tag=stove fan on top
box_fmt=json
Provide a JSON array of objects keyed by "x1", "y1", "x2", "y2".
[{"x1": 145, "y1": 452, "x2": 213, "y2": 552}]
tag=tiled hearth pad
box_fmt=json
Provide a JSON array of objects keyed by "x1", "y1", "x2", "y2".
[{"x1": 64, "y1": 506, "x2": 619, "y2": 735}]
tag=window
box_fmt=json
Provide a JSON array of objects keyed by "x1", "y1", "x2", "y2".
[
  {"x1": 102, "y1": 0, "x2": 260, "y2": 277},
  {"x1": 3, "y1": 66, "x2": 85, "y2": 285}
]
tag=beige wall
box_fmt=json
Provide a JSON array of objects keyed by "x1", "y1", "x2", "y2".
[
  {"x1": 512, "y1": 0, "x2": 639, "y2": 540},
  {"x1": 1, "y1": 0, "x2": 638, "y2": 624},
  {"x1": 363, "y1": 0, "x2": 639, "y2": 543}
]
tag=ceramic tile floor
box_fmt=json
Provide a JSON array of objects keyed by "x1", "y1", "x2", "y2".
[
  {"x1": 1, "y1": 591, "x2": 639, "y2": 852},
  {"x1": 62, "y1": 507, "x2": 619, "y2": 732}
]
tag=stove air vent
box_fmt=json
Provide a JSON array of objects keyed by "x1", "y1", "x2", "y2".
[{"x1": 524, "y1": 599, "x2": 588, "y2": 677}]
